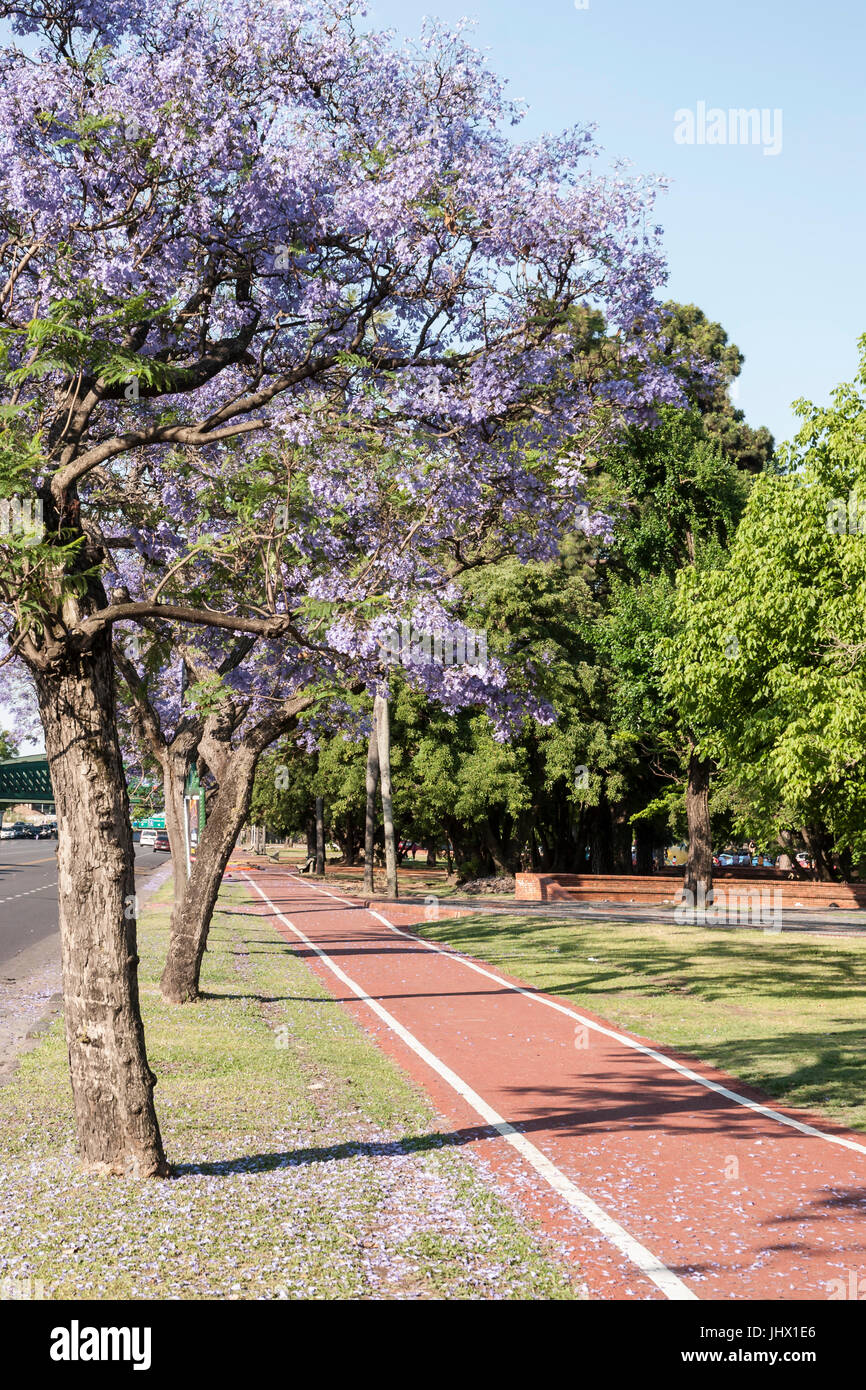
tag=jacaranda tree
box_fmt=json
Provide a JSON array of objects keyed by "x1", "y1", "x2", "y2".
[{"x1": 0, "y1": 0, "x2": 683, "y2": 1176}]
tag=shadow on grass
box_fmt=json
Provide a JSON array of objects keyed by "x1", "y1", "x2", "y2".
[
  {"x1": 171, "y1": 1127, "x2": 490, "y2": 1176},
  {"x1": 171, "y1": 1038, "x2": 866, "y2": 1183},
  {"x1": 421, "y1": 912, "x2": 866, "y2": 1004}
]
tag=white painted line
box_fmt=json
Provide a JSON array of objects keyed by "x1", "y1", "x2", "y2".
[
  {"x1": 0, "y1": 878, "x2": 57, "y2": 906},
  {"x1": 290, "y1": 873, "x2": 866, "y2": 1160},
  {"x1": 244, "y1": 874, "x2": 697, "y2": 1302}
]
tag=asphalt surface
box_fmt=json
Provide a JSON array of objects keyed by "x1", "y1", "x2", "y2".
[
  {"x1": 244, "y1": 869, "x2": 866, "y2": 1301},
  {"x1": 0, "y1": 837, "x2": 169, "y2": 969}
]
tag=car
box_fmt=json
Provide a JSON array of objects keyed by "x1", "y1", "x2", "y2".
[
  {"x1": 36, "y1": 825, "x2": 55, "y2": 839},
  {"x1": 139, "y1": 828, "x2": 157, "y2": 847},
  {"x1": 0, "y1": 825, "x2": 15, "y2": 840},
  {"x1": 153, "y1": 831, "x2": 170, "y2": 852}
]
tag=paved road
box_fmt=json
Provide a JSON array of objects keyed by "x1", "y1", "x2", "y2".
[
  {"x1": 0, "y1": 838, "x2": 169, "y2": 969},
  {"x1": 241, "y1": 868, "x2": 866, "y2": 1302}
]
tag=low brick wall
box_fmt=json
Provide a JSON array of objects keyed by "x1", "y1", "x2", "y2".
[{"x1": 514, "y1": 873, "x2": 866, "y2": 911}]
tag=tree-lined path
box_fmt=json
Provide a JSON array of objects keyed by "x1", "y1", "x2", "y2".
[{"x1": 238, "y1": 869, "x2": 866, "y2": 1301}]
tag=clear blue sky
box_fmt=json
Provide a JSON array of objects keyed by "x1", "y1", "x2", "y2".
[{"x1": 367, "y1": 0, "x2": 866, "y2": 447}]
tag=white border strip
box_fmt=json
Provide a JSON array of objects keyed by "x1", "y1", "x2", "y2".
[
  {"x1": 244, "y1": 875, "x2": 696, "y2": 1301},
  {"x1": 289, "y1": 874, "x2": 866, "y2": 1160}
]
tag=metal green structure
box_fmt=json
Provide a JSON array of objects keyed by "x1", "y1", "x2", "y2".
[
  {"x1": 0, "y1": 754, "x2": 54, "y2": 809},
  {"x1": 185, "y1": 763, "x2": 206, "y2": 841},
  {"x1": 0, "y1": 756, "x2": 207, "y2": 840}
]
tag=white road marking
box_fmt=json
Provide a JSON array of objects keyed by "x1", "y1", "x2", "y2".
[
  {"x1": 244, "y1": 873, "x2": 697, "y2": 1302},
  {"x1": 0, "y1": 878, "x2": 57, "y2": 906},
  {"x1": 291, "y1": 873, "x2": 866, "y2": 1160}
]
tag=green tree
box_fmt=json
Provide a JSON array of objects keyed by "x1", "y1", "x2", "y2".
[{"x1": 664, "y1": 336, "x2": 866, "y2": 878}]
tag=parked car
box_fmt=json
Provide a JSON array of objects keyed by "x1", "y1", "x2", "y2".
[
  {"x1": 139, "y1": 828, "x2": 157, "y2": 847},
  {"x1": 35, "y1": 825, "x2": 55, "y2": 839},
  {"x1": 0, "y1": 825, "x2": 15, "y2": 840},
  {"x1": 153, "y1": 831, "x2": 170, "y2": 852}
]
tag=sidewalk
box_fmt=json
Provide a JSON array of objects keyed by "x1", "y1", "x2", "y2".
[{"x1": 240, "y1": 868, "x2": 866, "y2": 1301}]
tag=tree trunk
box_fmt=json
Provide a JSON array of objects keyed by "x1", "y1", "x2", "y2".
[
  {"x1": 374, "y1": 693, "x2": 398, "y2": 898},
  {"x1": 634, "y1": 821, "x2": 654, "y2": 876},
  {"x1": 34, "y1": 642, "x2": 167, "y2": 1177},
  {"x1": 334, "y1": 824, "x2": 357, "y2": 865},
  {"x1": 363, "y1": 712, "x2": 380, "y2": 895},
  {"x1": 162, "y1": 749, "x2": 191, "y2": 900},
  {"x1": 482, "y1": 818, "x2": 509, "y2": 873},
  {"x1": 589, "y1": 799, "x2": 614, "y2": 874},
  {"x1": 802, "y1": 824, "x2": 836, "y2": 882},
  {"x1": 536, "y1": 823, "x2": 553, "y2": 871},
  {"x1": 612, "y1": 807, "x2": 632, "y2": 873},
  {"x1": 315, "y1": 796, "x2": 325, "y2": 875},
  {"x1": 779, "y1": 828, "x2": 808, "y2": 879},
  {"x1": 684, "y1": 750, "x2": 713, "y2": 898},
  {"x1": 161, "y1": 744, "x2": 259, "y2": 1003}
]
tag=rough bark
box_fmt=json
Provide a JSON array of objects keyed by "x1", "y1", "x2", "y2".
[
  {"x1": 161, "y1": 747, "x2": 192, "y2": 897},
  {"x1": 363, "y1": 712, "x2": 380, "y2": 895},
  {"x1": 160, "y1": 693, "x2": 315, "y2": 1003},
  {"x1": 34, "y1": 641, "x2": 167, "y2": 1177},
  {"x1": 161, "y1": 744, "x2": 259, "y2": 1002},
  {"x1": 684, "y1": 749, "x2": 713, "y2": 898},
  {"x1": 374, "y1": 693, "x2": 398, "y2": 898}
]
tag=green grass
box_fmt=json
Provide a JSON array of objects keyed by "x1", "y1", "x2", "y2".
[
  {"x1": 415, "y1": 912, "x2": 866, "y2": 1133},
  {"x1": 0, "y1": 883, "x2": 581, "y2": 1301}
]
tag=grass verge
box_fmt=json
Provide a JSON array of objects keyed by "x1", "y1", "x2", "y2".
[
  {"x1": 0, "y1": 882, "x2": 580, "y2": 1300},
  {"x1": 415, "y1": 912, "x2": 866, "y2": 1133}
]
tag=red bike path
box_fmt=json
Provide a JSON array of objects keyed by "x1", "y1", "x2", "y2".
[{"x1": 235, "y1": 868, "x2": 866, "y2": 1302}]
